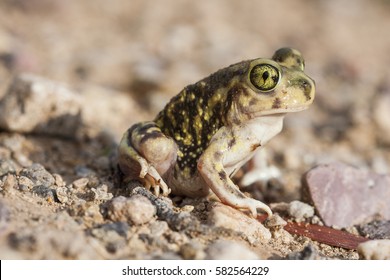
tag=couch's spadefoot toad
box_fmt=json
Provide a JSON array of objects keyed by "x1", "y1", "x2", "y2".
[{"x1": 119, "y1": 48, "x2": 315, "y2": 217}]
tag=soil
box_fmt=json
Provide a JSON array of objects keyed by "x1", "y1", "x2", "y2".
[{"x1": 0, "y1": 0, "x2": 389, "y2": 259}]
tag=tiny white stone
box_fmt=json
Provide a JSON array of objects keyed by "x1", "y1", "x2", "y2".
[{"x1": 358, "y1": 240, "x2": 390, "y2": 260}]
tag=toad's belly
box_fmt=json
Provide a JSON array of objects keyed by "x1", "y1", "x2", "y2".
[{"x1": 167, "y1": 169, "x2": 210, "y2": 198}]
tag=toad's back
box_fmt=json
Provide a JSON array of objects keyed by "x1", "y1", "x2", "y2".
[{"x1": 155, "y1": 60, "x2": 251, "y2": 177}]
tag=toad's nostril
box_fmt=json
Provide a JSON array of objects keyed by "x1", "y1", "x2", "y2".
[{"x1": 301, "y1": 80, "x2": 313, "y2": 101}]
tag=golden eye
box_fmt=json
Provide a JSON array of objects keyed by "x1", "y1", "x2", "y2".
[{"x1": 249, "y1": 64, "x2": 280, "y2": 91}]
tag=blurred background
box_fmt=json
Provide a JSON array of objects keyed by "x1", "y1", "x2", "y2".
[{"x1": 0, "y1": 0, "x2": 389, "y2": 176}]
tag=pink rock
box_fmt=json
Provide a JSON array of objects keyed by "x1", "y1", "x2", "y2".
[{"x1": 302, "y1": 162, "x2": 390, "y2": 228}]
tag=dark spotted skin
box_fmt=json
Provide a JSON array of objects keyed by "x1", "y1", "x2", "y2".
[{"x1": 154, "y1": 61, "x2": 251, "y2": 177}]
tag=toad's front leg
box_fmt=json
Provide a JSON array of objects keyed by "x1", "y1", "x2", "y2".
[{"x1": 197, "y1": 128, "x2": 272, "y2": 217}]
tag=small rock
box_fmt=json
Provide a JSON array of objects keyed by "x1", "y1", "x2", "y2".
[
  {"x1": 180, "y1": 241, "x2": 206, "y2": 260},
  {"x1": 2, "y1": 174, "x2": 17, "y2": 192},
  {"x1": 0, "y1": 74, "x2": 83, "y2": 137},
  {"x1": 311, "y1": 215, "x2": 323, "y2": 225},
  {"x1": 149, "y1": 220, "x2": 169, "y2": 237},
  {"x1": 17, "y1": 176, "x2": 34, "y2": 190},
  {"x1": 55, "y1": 187, "x2": 69, "y2": 204},
  {"x1": 358, "y1": 240, "x2": 390, "y2": 260},
  {"x1": 32, "y1": 185, "x2": 55, "y2": 200},
  {"x1": 302, "y1": 162, "x2": 390, "y2": 227},
  {"x1": 287, "y1": 201, "x2": 314, "y2": 222},
  {"x1": 87, "y1": 176, "x2": 101, "y2": 188},
  {"x1": 208, "y1": 202, "x2": 271, "y2": 241},
  {"x1": 181, "y1": 205, "x2": 194, "y2": 212},
  {"x1": 0, "y1": 159, "x2": 16, "y2": 177},
  {"x1": 107, "y1": 195, "x2": 156, "y2": 225},
  {"x1": 357, "y1": 220, "x2": 390, "y2": 239},
  {"x1": 20, "y1": 164, "x2": 55, "y2": 188},
  {"x1": 72, "y1": 178, "x2": 89, "y2": 189},
  {"x1": 53, "y1": 174, "x2": 65, "y2": 187},
  {"x1": 90, "y1": 185, "x2": 113, "y2": 201},
  {"x1": 271, "y1": 227, "x2": 295, "y2": 244},
  {"x1": 83, "y1": 204, "x2": 104, "y2": 225},
  {"x1": 206, "y1": 240, "x2": 258, "y2": 260},
  {"x1": 166, "y1": 231, "x2": 188, "y2": 245}
]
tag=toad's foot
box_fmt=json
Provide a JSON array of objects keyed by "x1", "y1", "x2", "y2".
[
  {"x1": 238, "y1": 197, "x2": 273, "y2": 218},
  {"x1": 140, "y1": 163, "x2": 171, "y2": 197}
]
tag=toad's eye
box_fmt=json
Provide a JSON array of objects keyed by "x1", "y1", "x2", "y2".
[{"x1": 249, "y1": 64, "x2": 280, "y2": 91}]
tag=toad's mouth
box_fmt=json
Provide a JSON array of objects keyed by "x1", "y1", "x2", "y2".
[{"x1": 251, "y1": 105, "x2": 310, "y2": 118}]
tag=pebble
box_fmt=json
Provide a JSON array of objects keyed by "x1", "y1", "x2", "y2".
[
  {"x1": 166, "y1": 231, "x2": 188, "y2": 245},
  {"x1": 107, "y1": 195, "x2": 156, "y2": 225},
  {"x1": 0, "y1": 159, "x2": 16, "y2": 177},
  {"x1": 180, "y1": 241, "x2": 206, "y2": 260},
  {"x1": 0, "y1": 74, "x2": 83, "y2": 137},
  {"x1": 206, "y1": 240, "x2": 259, "y2": 260},
  {"x1": 302, "y1": 162, "x2": 390, "y2": 227},
  {"x1": 180, "y1": 205, "x2": 194, "y2": 212},
  {"x1": 32, "y1": 185, "x2": 55, "y2": 200},
  {"x1": 2, "y1": 174, "x2": 17, "y2": 192},
  {"x1": 83, "y1": 204, "x2": 104, "y2": 225},
  {"x1": 357, "y1": 220, "x2": 390, "y2": 239},
  {"x1": 208, "y1": 202, "x2": 271, "y2": 241},
  {"x1": 287, "y1": 201, "x2": 315, "y2": 222},
  {"x1": 55, "y1": 187, "x2": 69, "y2": 204},
  {"x1": 17, "y1": 176, "x2": 34, "y2": 191},
  {"x1": 20, "y1": 164, "x2": 55, "y2": 188},
  {"x1": 90, "y1": 185, "x2": 113, "y2": 201},
  {"x1": 357, "y1": 240, "x2": 390, "y2": 260},
  {"x1": 149, "y1": 220, "x2": 169, "y2": 237},
  {"x1": 72, "y1": 178, "x2": 89, "y2": 189},
  {"x1": 53, "y1": 174, "x2": 65, "y2": 187}
]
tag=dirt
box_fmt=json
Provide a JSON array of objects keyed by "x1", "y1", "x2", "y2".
[{"x1": 0, "y1": 0, "x2": 389, "y2": 259}]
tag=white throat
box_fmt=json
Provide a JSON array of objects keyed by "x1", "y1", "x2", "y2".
[{"x1": 244, "y1": 114, "x2": 285, "y2": 145}]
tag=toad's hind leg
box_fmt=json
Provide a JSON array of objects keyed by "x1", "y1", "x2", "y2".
[{"x1": 118, "y1": 121, "x2": 177, "y2": 196}]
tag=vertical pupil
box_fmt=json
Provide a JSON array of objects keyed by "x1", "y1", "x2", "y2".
[{"x1": 262, "y1": 71, "x2": 269, "y2": 81}]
